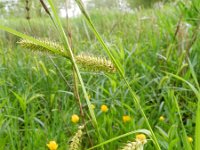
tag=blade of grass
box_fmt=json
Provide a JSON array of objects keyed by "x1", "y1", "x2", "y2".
[
  {"x1": 188, "y1": 59, "x2": 200, "y2": 90},
  {"x1": 75, "y1": 0, "x2": 161, "y2": 149},
  {"x1": 173, "y1": 94, "x2": 192, "y2": 150},
  {"x1": 11, "y1": 91, "x2": 26, "y2": 113}
]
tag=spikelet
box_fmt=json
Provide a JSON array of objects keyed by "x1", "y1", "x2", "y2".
[
  {"x1": 69, "y1": 126, "x2": 84, "y2": 150},
  {"x1": 120, "y1": 141, "x2": 137, "y2": 150},
  {"x1": 119, "y1": 141, "x2": 146, "y2": 150},
  {"x1": 75, "y1": 54, "x2": 116, "y2": 73},
  {"x1": 119, "y1": 134, "x2": 147, "y2": 150},
  {"x1": 18, "y1": 39, "x2": 69, "y2": 58}
]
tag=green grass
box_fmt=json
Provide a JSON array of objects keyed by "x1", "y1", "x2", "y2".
[{"x1": 0, "y1": 0, "x2": 199, "y2": 149}]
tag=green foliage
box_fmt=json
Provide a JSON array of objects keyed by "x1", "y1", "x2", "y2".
[
  {"x1": 127, "y1": 0, "x2": 169, "y2": 8},
  {"x1": 0, "y1": 0, "x2": 199, "y2": 149},
  {"x1": 91, "y1": 0, "x2": 118, "y2": 9}
]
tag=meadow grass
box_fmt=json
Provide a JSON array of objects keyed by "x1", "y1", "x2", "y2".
[{"x1": 0, "y1": 0, "x2": 199, "y2": 149}]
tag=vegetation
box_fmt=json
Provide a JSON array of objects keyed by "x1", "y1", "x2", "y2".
[{"x1": 0, "y1": 0, "x2": 199, "y2": 149}]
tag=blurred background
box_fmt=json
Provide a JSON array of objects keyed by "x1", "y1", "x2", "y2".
[{"x1": 0, "y1": 0, "x2": 172, "y2": 18}]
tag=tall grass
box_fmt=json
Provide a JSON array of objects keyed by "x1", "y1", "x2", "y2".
[{"x1": 0, "y1": 0, "x2": 199, "y2": 149}]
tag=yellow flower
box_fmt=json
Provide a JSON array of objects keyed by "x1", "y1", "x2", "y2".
[
  {"x1": 47, "y1": 141, "x2": 58, "y2": 150},
  {"x1": 188, "y1": 136, "x2": 193, "y2": 143},
  {"x1": 91, "y1": 104, "x2": 95, "y2": 109},
  {"x1": 71, "y1": 114, "x2": 79, "y2": 123},
  {"x1": 101, "y1": 104, "x2": 108, "y2": 112},
  {"x1": 136, "y1": 134, "x2": 147, "y2": 144},
  {"x1": 159, "y1": 116, "x2": 165, "y2": 121},
  {"x1": 122, "y1": 115, "x2": 131, "y2": 123}
]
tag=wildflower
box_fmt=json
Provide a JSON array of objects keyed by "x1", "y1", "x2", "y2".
[
  {"x1": 159, "y1": 116, "x2": 165, "y2": 121},
  {"x1": 91, "y1": 104, "x2": 95, "y2": 109},
  {"x1": 71, "y1": 114, "x2": 79, "y2": 123},
  {"x1": 101, "y1": 104, "x2": 108, "y2": 112},
  {"x1": 188, "y1": 136, "x2": 193, "y2": 143},
  {"x1": 136, "y1": 134, "x2": 147, "y2": 144},
  {"x1": 47, "y1": 141, "x2": 58, "y2": 150},
  {"x1": 123, "y1": 115, "x2": 131, "y2": 123}
]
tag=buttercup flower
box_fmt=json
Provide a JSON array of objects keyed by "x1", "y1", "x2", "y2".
[
  {"x1": 136, "y1": 134, "x2": 147, "y2": 144},
  {"x1": 71, "y1": 114, "x2": 79, "y2": 123},
  {"x1": 47, "y1": 141, "x2": 58, "y2": 150},
  {"x1": 123, "y1": 115, "x2": 131, "y2": 123},
  {"x1": 159, "y1": 116, "x2": 165, "y2": 121},
  {"x1": 101, "y1": 104, "x2": 108, "y2": 112},
  {"x1": 188, "y1": 136, "x2": 193, "y2": 143}
]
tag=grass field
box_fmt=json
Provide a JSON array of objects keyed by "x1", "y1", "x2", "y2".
[{"x1": 0, "y1": 0, "x2": 200, "y2": 149}]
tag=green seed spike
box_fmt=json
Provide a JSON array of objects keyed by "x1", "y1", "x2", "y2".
[
  {"x1": 18, "y1": 39, "x2": 69, "y2": 58},
  {"x1": 75, "y1": 54, "x2": 116, "y2": 73}
]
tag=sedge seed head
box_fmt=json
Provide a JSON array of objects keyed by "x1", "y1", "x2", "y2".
[
  {"x1": 18, "y1": 39, "x2": 68, "y2": 58},
  {"x1": 75, "y1": 54, "x2": 116, "y2": 73},
  {"x1": 69, "y1": 126, "x2": 84, "y2": 150},
  {"x1": 120, "y1": 141, "x2": 137, "y2": 150}
]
